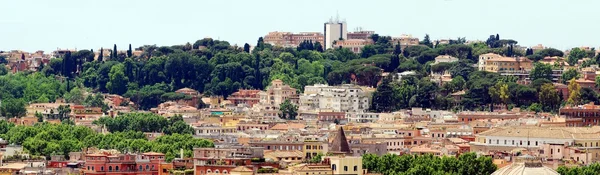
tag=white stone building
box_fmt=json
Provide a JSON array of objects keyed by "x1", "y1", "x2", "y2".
[{"x1": 299, "y1": 84, "x2": 369, "y2": 113}]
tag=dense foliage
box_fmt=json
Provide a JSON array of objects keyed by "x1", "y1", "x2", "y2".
[
  {"x1": 93, "y1": 113, "x2": 194, "y2": 135},
  {"x1": 557, "y1": 163, "x2": 600, "y2": 175},
  {"x1": 0, "y1": 120, "x2": 211, "y2": 162},
  {"x1": 362, "y1": 153, "x2": 496, "y2": 175}
]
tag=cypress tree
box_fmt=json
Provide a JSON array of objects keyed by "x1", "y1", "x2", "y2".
[
  {"x1": 243, "y1": 43, "x2": 250, "y2": 53},
  {"x1": 98, "y1": 48, "x2": 103, "y2": 62},
  {"x1": 113, "y1": 44, "x2": 117, "y2": 59},
  {"x1": 127, "y1": 44, "x2": 132, "y2": 58}
]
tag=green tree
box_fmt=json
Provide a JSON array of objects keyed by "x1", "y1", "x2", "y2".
[
  {"x1": 539, "y1": 83, "x2": 560, "y2": 112},
  {"x1": 112, "y1": 44, "x2": 118, "y2": 59},
  {"x1": 127, "y1": 44, "x2": 133, "y2": 58},
  {"x1": 567, "y1": 78, "x2": 582, "y2": 105},
  {"x1": 561, "y1": 68, "x2": 579, "y2": 84},
  {"x1": 567, "y1": 47, "x2": 587, "y2": 66},
  {"x1": 278, "y1": 99, "x2": 298, "y2": 120},
  {"x1": 529, "y1": 63, "x2": 553, "y2": 81},
  {"x1": 0, "y1": 98, "x2": 26, "y2": 118},
  {"x1": 420, "y1": 34, "x2": 433, "y2": 48},
  {"x1": 64, "y1": 87, "x2": 84, "y2": 104},
  {"x1": 106, "y1": 64, "x2": 128, "y2": 95},
  {"x1": 371, "y1": 77, "x2": 395, "y2": 112},
  {"x1": 243, "y1": 43, "x2": 250, "y2": 53},
  {"x1": 98, "y1": 48, "x2": 103, "y2": 62}
]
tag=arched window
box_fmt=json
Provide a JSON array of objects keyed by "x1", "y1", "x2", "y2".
[
  {"x1": 151, "y1": 165, "x2": 155, "y2": 170},
  {"x1": 223, "y1": 170, "x2": 228, "y2": 174},
  {"x1": 207, "y1": 169, "x2": 212, "y2": 173},
  {"x1": 92, "y1": 167, "x2": 95, "y2": 171},
  {"x1": 344, "y1": 166, "x2": 348, "y2": 171},
  {"x1": 139, "y1": 165, "x2": 142, "y2": 171},
  {"x1": 87, "y1": 166, "x2": 90, "y2": 170},
  {"x1": 146, "y1": 165, "x2": 149, "y2": 170},
  {"x1": 115, "y1": 166, "x2": 119, "y2": 171},
  {"x1": 215, "y1": 170, "x2": 220, "y2": 174},
  {"x1": 354, "y1": 166, "x2": 358, "y2": 171},
  {"x1": 331, "y1": 164, "x2": 337, "y2": 170},
  {"x1": 109, "y1": 166, "x2": 112, "y2": 172}
]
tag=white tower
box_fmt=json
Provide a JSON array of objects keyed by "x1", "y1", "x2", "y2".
[{"x1": 324, "y1": 13, "x2": 347, "y2": 50}]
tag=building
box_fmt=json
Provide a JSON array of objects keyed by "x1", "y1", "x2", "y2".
[
  {"x1": 83, "y1": 152, "x2": 166, "y2": 175},
  {"x1": 347, "y1": 30, "x2": 374, "y2": 40},
  {"x1": 478, "y1": 53, "x2": 503, "y2": 71},
  {"x1": 326, "y1": 156, "x2": 363, "y2": 175},
  {"x1": 263, "y1": 32, "x2": 325, "y2": 48},
  {"x1": 391, "y1": 34, "x2": 420, "y2": 48},
  {"x1": 333, "y1": 39, "x2": 372, "y2": 53},
  {"x1": 259, "y1": 79, "x2": 299, "y2": 107},
  {"x1": 324, "y1": 16, "x2": 348, "y2": 50},
  {"x1": 346, "y1": 112, "x2": 379, "y2": 123},
  {"x1": 434, "y1": 55, "x2": 458, "y2": 64},
  {"x1": 192, "y1": 147, "x2": 266, "y2": 175},
  {"x1": 491, "y1": 155, "x2": 559, "y2": 175},
  {"x1": 300, "y1": 84, "x2": 370, "y2": 113},
  {"x1": 484, "y1": 57, "x2": 533, "y2": 73},
  {"x1": 317, "y1": 112, "x2": 346, "y2": 122},
  {"x1": 559, "y1": 103, "x2": 600, "y2": 126},
  {"x1": 228, "y1": 89, "x2": 261, "y2": 107}
]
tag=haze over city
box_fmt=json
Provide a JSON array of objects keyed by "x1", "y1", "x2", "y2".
[{"x1": 2, "y1": 0, "x2": 599, "y2": 52}]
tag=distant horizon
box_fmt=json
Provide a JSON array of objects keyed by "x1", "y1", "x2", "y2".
[{"x1": 2, "y1": 0, "x2": 598, "y2": 53}]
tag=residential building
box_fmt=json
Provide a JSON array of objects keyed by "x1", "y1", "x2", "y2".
[
  {"x1": 259, "y1": 79, "x2": 299, "y2": 106},
  {"x1": 491, "y1": 155, "x2": 559, "y2": 175},
  {"x1": 391, "y1": 34, "x2": 420, "y2": 48},
  {"x1": 324, "y1": 16, "x2": 348, "y2": 50},
  {"x1": 228, "y1": 89, "x2": 261, "y2": 107},
  {"x1": 300, "y1": 84, "x2": 370, "y2": 113},
  {"x1": 263, "y1": 31, "x2": 324, "y2": 48},
  {"x1": 433, "y1": 55, "x2": 458, "y2": 64},
  {"x1": 478, "y1": 53, "x2": 503, "y2": 71},
  {"x1": 326, "y1": 156, "x2": 363, "y2": 175},
  {"x1": 559, "y1": 103, "x2": 600, "y2": 126},
  {"x1": 83, "y1": 152, "x2": 166, "y2": 175},
  {"x1": 346, "y1": 112, "x2": 379, "y2": 123},
  {"x1": 484, "y1": 57, "x2": 533, "y2": 73},
  {"x1": 457, "y1": 111, "x2": 532, "y2": 124},
  {"x1": 193, "y1": 147, "x2": 265, "y2": 175},
  {"x1": 317, "y1": 112, "x2": 346, "y2": 122}
]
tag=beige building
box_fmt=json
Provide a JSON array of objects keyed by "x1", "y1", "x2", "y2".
[
  {"x1": 327, "y1": 156, "x2": 363, "y2": 175},
  {"x1": 333, "y1": 39, "x2": 372, "y2": 53},
  {"x1": 478, "y1": 53, "x2": 503, "y2": 71},
  {"x1": 259, "y1": 79, "x2": 299, "y2": 106},
  {"x1": 263, "y1": 31, "x2": 325, "y2": 48},
  {"x1": 484, "y1": 57, "x2": 533, "y2": 73},
  {"x1": 391, "y1": 34, "x2": 419, "y2": 48}
]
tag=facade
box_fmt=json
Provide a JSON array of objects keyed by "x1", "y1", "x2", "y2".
[
  {"x1": 228, "y1": 89, "x2": 261, "y2": 107},
  {"x1": 559, "y1": 103, "x2": 600, "y2": 126},
  {"x1": 346, "y1": 112, "x2": 379, "y2": 123},
  {"x1": 347, "y1": 30, "x2": 374, "y2": 40},
  {"x1": 300, "y1": 84, "x2": 370, "y2": 113},
  {"x1": 324, "y1": 17, "x2": 348, "y2": 50},
  {"x1": 317, "y1": 112, "x2": 346, "y2": 122},
  {"x1": 263, "y1": 32, "x2": 324, "y2": 48},
  {"x1": 484, "y1": 57, "x2": 533, "y2": 73},
  {"x1": 327, "y1": 156, "x2": 363, "y2": 175},
  {"x1": 259, "y1": 79, "x2": 299, "y2": 107},
  {"x1": 478, "y1": 53, "x2": 503, "y2": 71},
  {"x1": 434, "y1": 55, "x2": 458, "y2": 64},
  {"x1": 391, "y1": 34, "x2": 420, "y2": 48},
  {"x1": 333, "y1": 39, "x2": 372, "y2": 53},
  {"x1": 83, "y1": 152, "x2": 166, "y2": 175}
]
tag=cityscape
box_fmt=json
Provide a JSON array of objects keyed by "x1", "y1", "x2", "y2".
[{"x1": 1, "y1": 1, "x2": 600, "y2": 175}]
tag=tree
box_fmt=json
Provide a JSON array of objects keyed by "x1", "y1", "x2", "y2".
[
  {"x1": 568, "y1": 47, "x2": 587, "y2": 66},
  {"x1": 64, "y1": 87, "x2": 84, "y2": 104},
  {"x1": 243, "y1": 43, "x2": 250, "y2": 53},
  {"x1": 561, "y1": 68, "x2": 579, "y2": 84},
  {"x1": 278, "y1": 99, "x2": 298, "y2": 120},
  {"x1": 127, "y1": 44, "x2": 133, "y2": 58},
  {"x1": 567, "y1": 78, "x2": 582, "y2": 105},
  {"x1": 106, "y1": 64, "x2": 128, "y2": 95},
  {"x1": 314, "y1": 42, "x2": 324, "y2": 52},
  {"x1": 0, "y1": 98, "x2": 26, "y2": 118},
  {"x1": 35, "y1": 112, "x2": 43, "y2": 122},
  {"x1": 420, "y1": 34, "x2": 433, "y2": 48},
  {"x1": 371, "y1": 77, "x2": 395, "y2": 112},
  {"x1": 98, "y1": 48, "x2": 104, "y2": 62},
  {"x1": 539, "y1": 83, "x2": 560, "y2": 112},
  {"x1": 529, "y1": 63, "x2": 553, "y2": 81},
  {"x1": 112, "y1": 44, "x2": 118, "y2": 59}
]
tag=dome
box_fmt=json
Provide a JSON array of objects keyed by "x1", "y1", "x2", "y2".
[{"x1": 492, "y1": 155, "x2": 559, "y2": 175}]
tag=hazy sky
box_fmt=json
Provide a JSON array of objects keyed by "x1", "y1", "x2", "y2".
[{"x1": 1, "y1": 0, "x2": 598, "y2": 52}]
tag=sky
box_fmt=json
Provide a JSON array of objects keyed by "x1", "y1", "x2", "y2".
[{"x1": 1, "y1": 0, "x2": 598, "y2": 52}]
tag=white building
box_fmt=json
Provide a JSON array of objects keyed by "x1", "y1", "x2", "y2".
[
  {"x1": 300, "y1": 84, "x2": 369, "y2": 113},
  {"x1": 346, "y1": 112, "x2": 380, "y2": 123},
  {"x1": 324, "y1": 15, "x2": 348, "y2": 50},
  {"x1": 434, "y1": 55, "x2": 458, "y2": 64}
]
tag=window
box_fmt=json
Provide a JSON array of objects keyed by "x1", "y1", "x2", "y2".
[
  {"x1": 332, "y1": 164, "x2": 337, "y2": 170},
  {"x1": 87, "y1": 166, "x2": 90, "y2": 170},
  {"x1": 116, "y1": 166, "x2": 119, "y2": 171},
  {"x1": 139, "y1": 165, "x2": 142, "y2": 171},
  {"x1": 354, "y1": 166, "x2": 358, "y2": 171},
  {"x1": 92, "y1": 167, "x2": 95, "y2": 171},
  {"x1": 109, "y1": 166, "x2": 112, "y2": 172},
  {"x1": 223, "y1": 170, "x2": 228, "y2": 174},
  {"x1": 215, "y1": 170, "x2": 219, "y2": 174},
  {"x1": 344, "y1": 166, "x2": 348, "y2": 171},
  {"x1": 152, "y1": 165, "x2": 155, "y2": 170},
  {"x1": 101, "y1": 167, "x2": 104, "y2": 171},
  {"x1": 146, "y1": 165, "x2": 149, "y2": 170},
  {"x1": 558, "y1": 149, "x2": 561, "y2": 153}
]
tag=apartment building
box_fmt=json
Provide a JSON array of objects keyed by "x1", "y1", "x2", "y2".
[
  {"x1": 300, "y1": 84, "x2": 370, "y2": 113},
  {"x1": 560, "y1": 103, "x2": 600, "y2": 126},
  {"x1": 83, "y1": 152, "x2": 166, "y2": 175},
  {"x1": 333, "y1": 39, "x2": 372, "y2": 53},
  {"x1": 478, "y1": 53, "x2": 503, "y2": 71},
  {"x1": 259, "y1": 79, "x2": 299, "y2": 106},
  {"x1": 228, "y1": 89, "x2": 261, "y2": 107},
  {"x1": 484, "y1": 57, "x2": 533, "y2": 73},
  {"x1": 391, "y1": 34, "x2": 420, "y2": 48}
]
